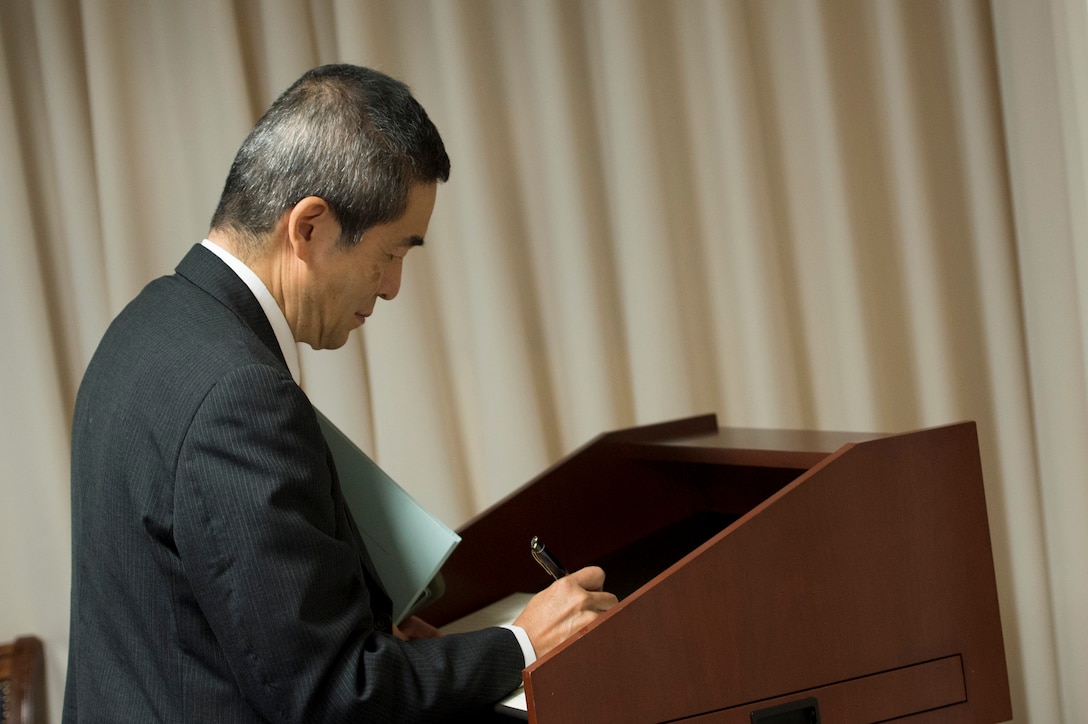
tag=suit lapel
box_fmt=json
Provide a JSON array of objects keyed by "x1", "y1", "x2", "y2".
[{"x1": 175, "y1": 244, "x2": 289, "y2": 372}]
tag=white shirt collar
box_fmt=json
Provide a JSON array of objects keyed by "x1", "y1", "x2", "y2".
[{"x1": 201, "y1": 239, "x2": 301, "y2": 385}]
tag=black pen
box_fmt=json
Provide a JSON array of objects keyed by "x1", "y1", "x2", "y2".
[{"x1": 530, "y1": 536, "x2": 568, "y2": 580}]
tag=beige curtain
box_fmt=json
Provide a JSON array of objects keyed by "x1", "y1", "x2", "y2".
[{"x1": 1, "y1": 1, "x2": 1084, "y2": 721}]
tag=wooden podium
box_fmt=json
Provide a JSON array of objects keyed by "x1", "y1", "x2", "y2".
[{"x1": 421, "y1": 416, "x2": 1012, "y2": 723}]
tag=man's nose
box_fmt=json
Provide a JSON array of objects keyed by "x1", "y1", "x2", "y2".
[{"x1": 378, "y1": 259, "x2": 403, "y2": 301}]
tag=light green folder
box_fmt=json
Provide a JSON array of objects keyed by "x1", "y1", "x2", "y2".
[{"x1": 316, "y1": 410, "x2": 461, "y2": 624}]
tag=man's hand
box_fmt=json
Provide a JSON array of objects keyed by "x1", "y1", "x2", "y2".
[
  {"x1": 512, "y1": 566, "x2": 618, "y2": 658},
  {"x1": 393, "y1": 615, "x2": 443, "y2": 640}
]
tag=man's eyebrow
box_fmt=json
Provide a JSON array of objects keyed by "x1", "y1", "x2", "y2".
[{"x1": 402, "y1": 235, "x2": 425, "y2": 248}]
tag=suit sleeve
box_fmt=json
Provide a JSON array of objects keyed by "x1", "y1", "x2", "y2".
[{"x1": 174, "y1": 363, "x2": 523, "y2": 722}]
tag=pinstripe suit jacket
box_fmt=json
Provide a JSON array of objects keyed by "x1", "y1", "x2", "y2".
[{"x1": 64, "y1": 245, "x2": 523, "y2": 723}]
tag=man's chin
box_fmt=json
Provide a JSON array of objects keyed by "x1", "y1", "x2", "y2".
[{"x1": 306, "y1": 333, "x2": 352, "y2": 352}]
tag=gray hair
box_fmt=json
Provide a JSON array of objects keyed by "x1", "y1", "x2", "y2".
[{"x1": 210, "y1": 64, "x2": 449, "y2": 250}]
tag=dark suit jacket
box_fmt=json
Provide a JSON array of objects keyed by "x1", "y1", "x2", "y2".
[{"x1": 64, "y1": 245, "x2": 524, "y2": 722}]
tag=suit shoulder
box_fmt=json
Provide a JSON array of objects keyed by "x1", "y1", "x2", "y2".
[{"x1": 76, "y1": 271, "x2": 289, "y2": 431}]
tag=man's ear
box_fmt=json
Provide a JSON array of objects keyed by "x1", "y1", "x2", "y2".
[{"x1": 285, "y1": 196, "x2": 339, "y2": 262}]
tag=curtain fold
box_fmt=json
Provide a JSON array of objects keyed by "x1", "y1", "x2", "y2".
[
  {"x1": 0, "y1": 0, "x2": 75, "y2": 700},
  {"x1": 993, "y1": 0, "x2": 1088, "y2": 719},
  {"x1": 2, "y1": 2, "x2": 1084, "y2": 721}
]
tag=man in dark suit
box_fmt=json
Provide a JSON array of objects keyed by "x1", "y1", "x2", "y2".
[{"x1": 64, "y1": 64, "x2": 615, "y2": 722}]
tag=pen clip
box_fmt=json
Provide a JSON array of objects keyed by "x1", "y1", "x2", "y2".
[{"x1": 531, "y1": 536, "x2": 568, "y2": 580}]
